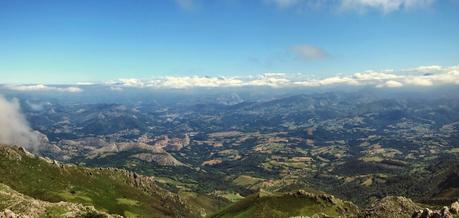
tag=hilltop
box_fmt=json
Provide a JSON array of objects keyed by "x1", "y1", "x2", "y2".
[
  {"x1": 211, "y1": 189, "x2": 360, "y2": 218},
  {"x1": 0, "y1": 144, "x2": 226, "y2": 218}
]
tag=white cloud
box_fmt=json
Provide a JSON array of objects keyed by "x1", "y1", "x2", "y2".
[
  {"x1": 294, "y1": 65, "x2": 459, "y2": 88},
  {"x1": 340, "y1": 0, "x2": 436, "y2": 13},
  {"x1": 290, "y1": 44, "x2": 329, "y2": 61},
  {"x1": 248, "y1": 73, "x2": 291, "y2": 87},
  {"x1": 76, "y1": 82, "x2": 94, "y2": 85},
  {"x1": 6, "y1": 84, "x2": 83, "y2": 93},
  {"x1": 0, "y1": 95, "x2": 40, "y2": 150},
  {"x1": 409, "y1": 65, "x2": 443, "y2": 73},
  {"x1": 294, "y1": 76, "x2": 360, "y2": 87},
  {"x1": 74, "y1": 65, "x2": 459, "y2": 90},
  {"x1": 352, "y1": 71, "x2": 399, "y2": 80},
  {"x1": 377, "y1": 80, "x2": 404, "y2": 88},
  {"x1": 404, "y1": 77, "x2": 434, "y2": 86},
  {"x1": 161, "y1": 76, "x2": 244, "y2": 88},
  {"x1": 118, "y1": 78, "x2": 145, "y2": 87},
  {"x1": 111, "y1": 76, "x2": 244, "y2": 89}
]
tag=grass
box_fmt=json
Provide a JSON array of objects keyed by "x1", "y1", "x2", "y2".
[
  {"x1": 233, "y1": 175, "x2": 264, "y2": 187},
  {"x1": 210, "y1": 191, "x2": 360, "y2": 218},
  {"x1": 0, "y1": 145, "x2": 198, "y2": 217},
  {"x1": 117, "y1": 198, "x2": 139, "y2": 206},
  {"x1": 56, "y1": 190, "x2": 93, "y2": 203},
  {"x1": 213, "y1": 191, "x2": 244, "y2": 202},
  {"x1": 124, "y1": 210, "x2": 139, "y2": 218},
  {"x1": 40, "y1": 206, "x2": 67, "y2": 218}
]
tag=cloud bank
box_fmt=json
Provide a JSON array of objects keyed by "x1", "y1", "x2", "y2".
[
  {"x1": 0, "y1": 96, "x2": 40, "y2": 149},
  {"x1": 105, "y1": 65, "x2": 459, "y2": 89},
  {"x1": 3, "y1": 65, "x2": 458, "y2": 90},
  {"x1": 6, "y1": 84, "x2": 82, "y2": 93}
]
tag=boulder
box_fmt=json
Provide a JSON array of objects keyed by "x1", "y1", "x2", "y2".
[
  {"x1": 450, "y1": 201, "x2": 459, "y2": 214},
  {"x1": 420, "y1": 208, "x2": 433, "y2": 218},
  {"x1": 412, "y1": 206, "x2": 454, "y2": 218},
  {"x1": 0, "y1": 209, "x2": 16, "y2": 218},
  {"x1": 440, "y1": 206, "x2": 452, "y2": 218}
]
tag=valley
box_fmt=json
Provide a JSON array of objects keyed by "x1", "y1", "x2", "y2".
[{"x1": 1, "y1": 88, "x2": 458, "y2": 217}]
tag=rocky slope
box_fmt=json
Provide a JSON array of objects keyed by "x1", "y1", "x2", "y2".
[
  {"x1": 0, "y1": 183, "x2": 119, "y2": 218},
  {"x1": 0, "y1": 144, "x2": 226, "y2": 218},
  {"x1": 412, "y1": 201, "x2": 459, "y2": 218},
  {"x1": 1, "y1": 144, "x2": 458, "y2": 218},
  {"x1": 211, "y1": 190, "x2": 459, "y2": 218},
  {"x1": 210, "y1": 189, "x2": 360, "y2": 218},
  {"x1": 360, "y1": 196, "x2": 422, "y2": 218}
]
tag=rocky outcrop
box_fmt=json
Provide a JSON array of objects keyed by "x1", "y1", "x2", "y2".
[
  {"x1": 289, "y1": 190, "x2": 360, "y2": 217},
  {"x1": 0, "y1": 209, "x2": 17, "y2": 218},
  {"x1": 0, "y1": 183, "x2": 120, "y2": 218},
  {"x1": 130, "y1": 152, "x2": 183, "y2": 166},
  {"x1": 412, "y1": 200, "x2": 459, "y2": 218},
  {"x1": 450, "y1": 201, "x2": 459, "y2": 214},
  {"x1": 0, "y1": 144, "x2": 207, "y2": 218},
  {"x1": 360, "y1": 196, "x2": 422, "y2": 218}
]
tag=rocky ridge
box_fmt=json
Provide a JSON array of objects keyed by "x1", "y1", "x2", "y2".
[
  {"x1": 412, "y1": 201, "x2": 459, "y2": 218},
  {"x1": 0, "y1": 183, "x2": 119, "y2": 218}
]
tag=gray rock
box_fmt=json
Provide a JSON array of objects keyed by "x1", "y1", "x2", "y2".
[
  {"x1": 0, "y1": 209, "x2": 16, "y2": 218},
  {"x1": 450, "y1": 201, "x2": 459, "y2": 214},
  {"x1": 440, "y1": 206, "x2": 452, "y2": 218},
  {"x1": 420, "y1": 208, "x2": 432, "y2": 218}
]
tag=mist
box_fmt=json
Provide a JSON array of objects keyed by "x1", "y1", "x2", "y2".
[{"x1": 0, "y1": 95, "x2": 40, "y2": 149}]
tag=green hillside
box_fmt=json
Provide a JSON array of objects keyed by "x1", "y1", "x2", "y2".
[
  {"x1": 210, "y1": 190, "x2": 360, "y2": 218},
  {"x1": 0, "y1": 182, "x2": 118, "y2": 217},
  {"x1": 0, "y1": 144, "x2": 224, "y2": 218}
]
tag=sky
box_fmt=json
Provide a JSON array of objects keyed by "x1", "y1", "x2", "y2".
[{"x1": 0, "y1": 0, "x2": 458, "y2": 84}]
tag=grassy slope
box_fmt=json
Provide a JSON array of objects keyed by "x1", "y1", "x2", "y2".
[
  {"x1": 0, "y1": 145, "x2": 204, "y2": 218},
  {"x1": 0, "y1": 183, "x2": 115, "y2": 218},
  {"x1": 210, "y1": 190, "x2": 360, "y2": 218}
]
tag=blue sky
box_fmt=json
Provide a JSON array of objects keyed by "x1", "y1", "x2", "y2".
[{"x1": 0, "y1": 0, "x2": 458, "y2": 84}]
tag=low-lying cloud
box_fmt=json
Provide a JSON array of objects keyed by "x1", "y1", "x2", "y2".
[
  {"x1": 106, "y1": 65, "x2": 459, "y2": 89},
  {"x1": 6, "y1": 84, "x2": 83, "y2": 93},
  {"x1": 0, "y1": 95, "x2": 40, "y2": 150}
]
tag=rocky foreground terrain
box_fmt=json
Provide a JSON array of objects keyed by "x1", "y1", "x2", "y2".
[
  {"x1": 0, "y1": 182, "x2": 120, "y2": 218},
  {"x1": 0, "y1": 144, "x2": 227, "y2": 218},
  {"x1": 1, "y1": 144, "x2": 459, "y2": 218}
]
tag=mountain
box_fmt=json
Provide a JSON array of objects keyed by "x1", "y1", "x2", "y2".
[
  {"x1": 2, "y1": 90, "x2": 459, "y2": 217},
  {"x1": 0, "y1": 144, "x2": 226, "y2": 218},
  {"x1": 3, "y1": 144, "x2": 459, "y2": 217},
  {"x1": 211, "y1": 189, "x2": 360, "y2": 218},
  {"x1": 0, "y1": 183, "x2": 119, "y2": 217}
]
